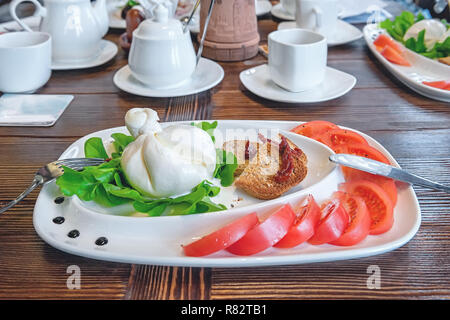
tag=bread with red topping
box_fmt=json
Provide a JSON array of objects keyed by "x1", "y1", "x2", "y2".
[{"x1": 234, "y1": 136, "x2": 308, "y2": 200}]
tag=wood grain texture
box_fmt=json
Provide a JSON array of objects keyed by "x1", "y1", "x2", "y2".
[{"x1": 0, "y1": 2, "x2": 449, "y2": 299}]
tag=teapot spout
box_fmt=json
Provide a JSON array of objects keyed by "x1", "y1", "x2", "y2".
[{"x1": 92, "y1": 0, "x2": 109, "y2": 37}]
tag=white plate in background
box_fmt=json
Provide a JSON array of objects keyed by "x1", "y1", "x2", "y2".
[
  {"x1": 113, "y1": 58, "x2": 224, "y2": 97},
  {"x1": 363, "y1": 24, "x2": 450, "y2": 103},
  {"x1": 278, "y1": 19, "x2": 363, "y2": 47},
  {"x1": 240, "y1": 64, "x2": 356, "y2": 103}
]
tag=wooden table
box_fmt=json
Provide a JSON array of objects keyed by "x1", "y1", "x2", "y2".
[{"x1": 0, "y1": 6, "x2": 449, "y2": 300}]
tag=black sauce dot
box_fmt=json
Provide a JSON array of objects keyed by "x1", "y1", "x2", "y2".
[
  {"x1": 54, "y1": 197, "x2": 65, "y2": 204},
  {"x1": 52, "y1": 216, "x2": 65, "y2": 224},
  {"x1": 95, "y1": 237, "x2": 108, "y2": 246},
  {"x1": 67, "y1": 230, "x2": 80, "y2": 238}
]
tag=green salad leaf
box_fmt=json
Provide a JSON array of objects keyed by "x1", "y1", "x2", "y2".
[
  {"x1": 191, "y1": 121, "x2": 239, "y2": 186},
  {"x1": 110, "y1": 133, "x2": 135, "y2": 158},
  {"x1": 133, "y1": 180, "x2": 226, "y2": 216},
  {"x1": 214, "y1": 149, "x2": 238, "y2": 187},
  {"x1": 191, "y1": 120, "x2": 218, "y2": 142},
  {"x1": 84, "y1": 137, "x2": 109, "y2": 159},
  {"x1": 379, "y1": 11, "x2": 449, "y2": 60},
  {"x1": 56, "y1": 131, "x2": 227, "y2": 216}
]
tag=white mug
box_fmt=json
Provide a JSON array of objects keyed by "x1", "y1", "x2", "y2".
[
  {"x1": 268, "y1": 29, "x2": 327, "y2": 92},
  {"x1": 281, "y1": 0, "x2": 296, "y2": 15},
  {"x1": 295, "y1": 0, "x2": 338, "y2": 40},
  {"x1": 0, "y1": 32, "x2": 52, "y2": 93}
]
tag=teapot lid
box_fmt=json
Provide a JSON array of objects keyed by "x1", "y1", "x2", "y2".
[{"x1": 134, "y1": 4, "x2": 185, "y2": 40}]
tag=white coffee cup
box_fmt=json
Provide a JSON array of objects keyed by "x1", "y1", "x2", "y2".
[
  {"x1": 295, "y1": 0, "x2": 338, "y2": 40},
  {"x1": 0, "y1": 32, "x2": 52, "y2": 93},
  {"x1": 281, "y1": 0, "x2": 296, "y2": 15},
  {"x1": 268, "y1": 29, "x2": 327, "y2": 92}
]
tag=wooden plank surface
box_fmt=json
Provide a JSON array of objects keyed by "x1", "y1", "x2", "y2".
[{"x1": 0, "y1": 2, "x2": 449, "y2": 299}]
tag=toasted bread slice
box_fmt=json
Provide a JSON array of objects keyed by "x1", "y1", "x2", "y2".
[
  {"x1": 235, "y1": 138, "x2": 308, "y2": 200},
  {"x1": 222, "y1": 140, "x2": 260, "y2": 176},
  {"x1": 438, "y1": 56, "x2": 450, "y2": 66}
]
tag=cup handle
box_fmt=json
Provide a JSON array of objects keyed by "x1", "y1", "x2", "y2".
[
  {"x1": 312, "y1": 6, "x2": 323, "y2": 30},
  {"x1": 9, "y1": 0, "x2": 47, "y2": 32}
]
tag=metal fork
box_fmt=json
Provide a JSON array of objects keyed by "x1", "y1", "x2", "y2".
[{"x1": 0, "y1": 158, "x2": 105, "y2": 215}]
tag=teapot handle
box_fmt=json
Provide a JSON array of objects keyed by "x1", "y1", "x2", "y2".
[{"x1": 9, "y1": 0, "x2": 47, "y2": 32}]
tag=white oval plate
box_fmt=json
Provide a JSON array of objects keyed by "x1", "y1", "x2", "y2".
[
  {"x1": 271, "y1": 3, "x2": 295, "y2": 21},
  {"x1": 363, "y1": 24, "x2": 450, "y2": 103},
  {"x1": 33, "y1": 120, "x2": 420, "y2": 267},
  {"x1": 278, "y1": 20, "x2": 363, "y2": 47},
  {"x1": 240, "y1": 64, "x2": 356, "y2": 103},
  {"x1": 113, "y1": 58, "x2": 224, "y2": 97}
]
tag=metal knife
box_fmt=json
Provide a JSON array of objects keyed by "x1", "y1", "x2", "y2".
[{"x1": 330, "y1": 153, "x2": 450, "y2": 193}]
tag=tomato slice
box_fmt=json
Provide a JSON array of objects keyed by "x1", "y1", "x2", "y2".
[
  {"x1": 422, "y1": 81, "x2": 450, "y2": 91},
  {"x1": 274, "y1": 195, "x2": 321, "y2": 248},
  {"x1": 291, "y1": 121, "x2": 339, "y2": 140},
  {"x1": 334, "y1": 143, "x2": 391, "y2": 164},
  {"x1": 226, "y1": 204, "x2": 296, "y2": 256},
  {"x1": 329, "y1": 192, "x2": 371, "y2": 246},
  {"x1": 380, "y1": 45, "x2": 411, "y2": 66},
  {"x1": 319, "y1": 128, "x2": 369, "y2": 151},
  {"x1": 373, "y1": 34, "x2": 403, "y2": 54},
  {"x1": 340, "y1": 180, "x2": 394, "y2": 235},
  {"x1": 335, "y1": 143, "x2": 391, "y2": 182},
  {"x1": 308, "y1": 199, "x2": 350, "y2": 245},
  {"x1": 183, "y1": 212, "x2": 259, "y2": 257},
  {"x1": 344, "y1": 170, "x2": 397, "y2": 206}
]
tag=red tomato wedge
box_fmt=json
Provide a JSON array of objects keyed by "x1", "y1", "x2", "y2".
[
  {"x1": 274, "y1": 195, "x2": 321, "y2": 248},
  {"x1": 291, "y1": 121, "x2": 339, "y2": 139},
  {"x1": 308, "y1": 199, "x2": 350, "y2": 245},
  {"x1": 329, "y1": 192, "x2": 371, "y2": 246},
  {"x1": 183, "y1": 212, "x2": 259, "y2": 257},
  {"x1": 373, "y1": 34, "x2": 403, "y2": 54},
  {"x1": 344, "y1": 170, "x2": 398, "y2": 206},
  {"x1": 334, "y1": 143, "x2": 398, "y2": 205},
  {"x1": 226, "y1": 204, "x2": 296, "y2": 256},
  {"x1": 319, "y1": 128, "x2": 369, "y2": 151},
  {"x1": 340, "y1": 180, "x2": 394, "y2": 235},
  {"x1": 422, "y1": 81, "x2": 450, "y2": 91},
  {"x1": 334, "y1": 143, "x2": 391, "y2": 165},
  {"x1": 380, "y1": 45, "x2": 411, "y2": 66},
  {"x1": 334, "y1": 143, "x2": 391, "y2": 178}
]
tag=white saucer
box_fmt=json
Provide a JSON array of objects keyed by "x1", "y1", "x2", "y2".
[
  {"x1": 51, "y1": 40, "x2": 118, "y2": 70},
  {"x1": 113, "y1": 58, "x2": 224, "y2": 97},
  {"x1": 270, "y1": 3, "x2": 295, "y2": 20},
  {"x1": 256, "y1": 0, "x2": 272, "y2": 16},
  {"x1": 240, "y1": 64, "x2": 356, "y2": 103},
  {"x1": 278, "y1": 20, "x2": 363, "y2": 46}
]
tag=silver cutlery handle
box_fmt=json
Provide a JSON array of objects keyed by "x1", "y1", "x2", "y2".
[
  {"x1": 0, "y1": 176, "x2": 43, "y2": 214},
  {"x1": 183, "y1": 0, "x2": 202, "y2": 33},
  {"x1": 330, "y1": 153, "x2": 450, "y2": 193},
  {"x1": 196, "y1": 0, "x2": 215, "y2": 64}
]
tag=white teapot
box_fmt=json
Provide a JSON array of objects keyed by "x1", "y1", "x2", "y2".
[
  {"x1": 128, "y1": 4, "x2": 196, "y2": 89},
  {"x1": 10, "y1": 0, "x2": 109, "y2": 62}
]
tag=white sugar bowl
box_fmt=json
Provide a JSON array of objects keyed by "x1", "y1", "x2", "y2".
[{"x1": 128, "y1": 4, "x2": 196, "y2": 89}]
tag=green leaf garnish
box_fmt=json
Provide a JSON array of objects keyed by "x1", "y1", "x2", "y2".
[
  {"x1": 191, "y1": 121, "x2": 218, "y2": 142},
  {"x1": 379, "y1": 11, "x2": 450, "y2": 60},
  {"x1": 214, "y1": 149, "x2": 238, "y2": 187},
  {"x1": 84, "y1": 137, "x2": 109, "y2": 159}
]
